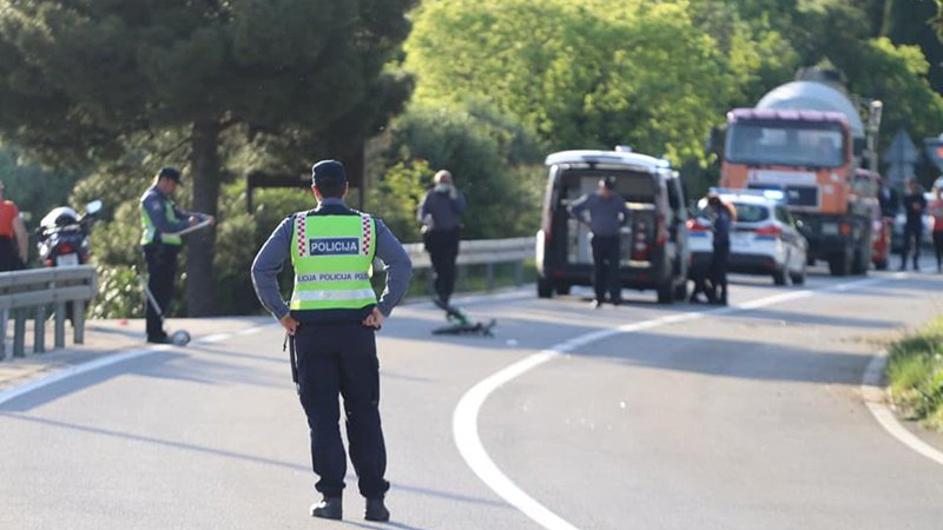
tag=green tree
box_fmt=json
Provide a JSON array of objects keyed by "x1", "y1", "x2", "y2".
[
  {"x1": 406, "y1": 0, "x2": 793, "y2": 164},
  {"x1": 0, "y1": 0, "x2": 414, "y2": 315}
]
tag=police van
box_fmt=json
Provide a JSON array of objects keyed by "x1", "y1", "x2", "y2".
[{"x1": 535, "y1": 148, "x2": 690, "y2": 303}]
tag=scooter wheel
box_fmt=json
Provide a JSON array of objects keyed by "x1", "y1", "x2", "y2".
[{"x1": 170, "y1": 330, "x2": 191, "y2": 346}]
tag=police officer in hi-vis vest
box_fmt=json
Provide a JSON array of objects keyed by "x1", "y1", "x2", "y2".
[
  {"x1": 251, "y1": 160, "x2": 412, "y2": 522},
  {"x1": 140, "y1": 167, "x2": 213, "y2": 343}
]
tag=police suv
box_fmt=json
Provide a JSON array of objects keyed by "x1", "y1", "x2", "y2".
[
  {"x1": 688, "y1": 189, "x2": 808, "y2": 285},
  {"x1": 536, "y1": 148, "x2": 690, "y2": 303}
]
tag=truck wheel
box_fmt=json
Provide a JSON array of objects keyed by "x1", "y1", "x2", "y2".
[
  {"x1": 537, "y1": 278, "x2": 554, "y2": 299},
  {"x1": 828, "y1": 253, "x2": 850, "y2": 276},
  {"x1": 656, "y1": 283, "x2": 674, "y2": 304},
  {"x1": 851, "y1": 248, "x2": 869, "y2": 276},
  {"x1": 773, "y1": 269, "x2": 787, "y2": 286},
  {"x1": 673, "y1": 281, "x2": 688, "y2": 301},
  {"x1": 554, "y1": 283, "x2": 571, "y2": 296}
]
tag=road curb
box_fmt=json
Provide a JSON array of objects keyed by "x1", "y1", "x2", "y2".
[{"x1": 861, "y1": 351, "x2": 943, "y2": 467}]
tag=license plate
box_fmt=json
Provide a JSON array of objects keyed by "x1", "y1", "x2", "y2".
[
  {"x1": 732, "y1": 233, "x2": 751, "y2": 246},
  {"x1": 821, "y1": 222, "x2": 838, "y2": 236},
  {"x1": 56, "y1": 253, "x2": 79, "y2": 267}
]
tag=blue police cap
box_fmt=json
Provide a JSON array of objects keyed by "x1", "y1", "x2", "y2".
[{"x1": 311, "y1": 160, "x2": 347, "y2": 188}]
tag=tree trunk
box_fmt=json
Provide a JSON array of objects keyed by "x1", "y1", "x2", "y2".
[{"x1": 185, "y1": 119, "x2": 222, "y2": 317}]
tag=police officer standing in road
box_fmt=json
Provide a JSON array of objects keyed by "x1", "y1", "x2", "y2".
[
  {"x1": 140, "y1": 167, "x2": 213, "y2": 343},
  {"x1": 251, "y1": 160, "x2": 412, "y2": 522},
  {"x1": 418, "y1": 169, "x2": 466, "y2": 306},
  {"x1": 706, "y1": 193, "x2": 734, "y2": 305},
  {"x1": 568, "y1": 177, "x2": 631, "y2": 308}
]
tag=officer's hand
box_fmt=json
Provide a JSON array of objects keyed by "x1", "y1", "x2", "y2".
[
  {"x1": 362, "y1": 308, "x2": 385, "y2": 329},
  {"x1": 280, "y1": 315, "x2": 300, "y2": 335}
]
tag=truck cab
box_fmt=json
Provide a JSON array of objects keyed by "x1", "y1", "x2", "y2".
[
  {"x1": 536, "y1": 149, "x2": 689, "y2": 304},
  {"x1": 720, "y1": 108, "x2": 871, "y2": 275}
]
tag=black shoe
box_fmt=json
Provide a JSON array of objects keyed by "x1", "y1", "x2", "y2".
[
  {"x1": 310, "y1": 496, "x2": 342, "y2": 520},
  {"x1": 898, "y1": 264, "x2": 907, "y2": 271},
  {"x1": 365, "y1": 497, "x2": 390, "y2": 522},
  {"x1": 611, "y1": 298, "x2": 623, "y2": 306},
  {"x1": 147, "y1": 335, "x2": 171, "y2": 344}
]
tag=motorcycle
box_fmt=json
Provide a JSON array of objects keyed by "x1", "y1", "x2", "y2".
[
  {"x1": 35, "y1": 200, "x2": 103, "y2": 325},
  {"x1": 36, "y1": 200, "x2": 103, "y2": 268}
]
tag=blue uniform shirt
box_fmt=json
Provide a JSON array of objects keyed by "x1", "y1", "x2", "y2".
[{"x1": 251, "y1": 198, "x2": 413, "y2": 320}]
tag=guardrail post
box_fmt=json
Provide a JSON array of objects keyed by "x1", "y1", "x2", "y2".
[
  {"x1": 13, "y1": 309, "x2": 26, "y2": 357},
  {"x1": 34, "y1": 306, "x2": 46, "y2": 354},
  {"x1": 486, "y1": 263, "x2": 495, "y2": 291},
  {"x1": 73, "y1": 302, "x2": 85, "y2": 345},
  {"x1": 55, "y1": 302, "x2": 66, "y2": 349},
  {"x1": 0, "y1": 309, "x2": 7, "y2": 360}
]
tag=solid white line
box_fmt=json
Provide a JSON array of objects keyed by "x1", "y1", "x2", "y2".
[
  {"x1": 0, "y1": 324, "x2": 271, "y2": 408},
  {"x1": 452, "y1": 274, "x2": 899, "y2": 530},
  {"x1": 861, "y1": 353, "x2": 943, "y2": 467}
]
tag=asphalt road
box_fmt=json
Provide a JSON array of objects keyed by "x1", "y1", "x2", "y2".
[{"x1": 2, "y1": 261, "x2": 943, "y2": 529}]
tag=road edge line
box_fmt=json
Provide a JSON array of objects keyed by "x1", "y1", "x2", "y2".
[
  {"x1": 453, "y1": 274, "x2": 893, "y2": 530},
  {"x1": 0, "y1": 324, "x2": 272, "y2": 407},
  {"x1": 861, "y1": 352, "x2": 943, "y2": 467}
]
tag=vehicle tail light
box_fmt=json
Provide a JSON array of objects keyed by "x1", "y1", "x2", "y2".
[
  {"x1": 59, "y1": 243, "x2": 74, "y2": 254},
  {"x1": 44, "y1": 259, "x2": 53, "y2": 267},
  {"x1": 754, "y1": 224, "x2": 782, "y2": 237},
  {"x1": 632, "y1": 221, "x2": 650, "y2": 260},
  {"x1": 839, "y1": 222, "x2": 851, "y2": 236}
]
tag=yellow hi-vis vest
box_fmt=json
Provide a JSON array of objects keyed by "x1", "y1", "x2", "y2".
[
  {"x1": 141, "y1": 199, "x2": 183, "y2": 246},
  {"x1": 289, "y1": 212, "x2": 378, "y2": 311}
]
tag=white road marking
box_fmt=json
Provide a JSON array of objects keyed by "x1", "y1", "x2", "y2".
[
  {"x1": 0, "y1": 324, "x2": 272, "y2": 407},
  {"x1": 452, "y1": 274, "x2": 899, "y2": 530},
  {"x1": 862, "y1": 353, "x2": 943, "y2": 467}
]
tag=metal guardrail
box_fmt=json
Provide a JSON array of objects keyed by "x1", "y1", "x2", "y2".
[
  {"x1": 0, "y1": 266, "x2": 98, "y2": 360},
  {"x1": 402, "y1": 236, "x2": 534, "y2": 290}
]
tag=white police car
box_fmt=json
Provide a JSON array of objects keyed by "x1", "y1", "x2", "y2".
[{"x1": 688, "y1": 189, "x2": 808, "y2": 285}]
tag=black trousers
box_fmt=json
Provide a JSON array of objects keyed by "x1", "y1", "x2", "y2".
[
  {"x1": 143, "y1": 243, "x2": 179, "y2": 340},
  {"x1": 293, "y1": 322, "x2": 389, "y2": 499},
  {"x1": 0, "y1": 237, "x2": 22, "y2": 272},
  {"x1": 709, "y1": 242, "x2": 729, "y2": 304},
  {"x1": 900, "y1": 223, "x2": 923, "y2": 269},
  {"x1": 425, "y1": 228, "x2": 460, "y2": 304},
  {"x1": 591, "y1": 235, "x2": 622, "y2": 303}
]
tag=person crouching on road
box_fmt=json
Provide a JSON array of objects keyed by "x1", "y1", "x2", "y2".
[
  {"x1": 707, "y1": 193, "x2": 734, "y2": 305},
  {"x1": 568, "y1": 177, "x2": 631, "y2": 308},
  {"x1": 418, "y1": 169, "x2": 466, "y2": 307},
  {"x1": 139, "y1": 167, "x2": 213, "y2": 343},
  {"x1": 251, "y1": 160, "x2": 412, "y2": 523}
]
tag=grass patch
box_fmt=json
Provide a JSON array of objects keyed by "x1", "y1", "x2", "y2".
[{"x1": 887, "y1": 316, "x2": 943, "y2": 431}]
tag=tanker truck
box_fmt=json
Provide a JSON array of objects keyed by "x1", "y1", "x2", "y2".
[{"x1": 719, "y1": 68, "x2": 883, "y2": 276}]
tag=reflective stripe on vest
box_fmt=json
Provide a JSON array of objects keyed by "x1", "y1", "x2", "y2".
[
  {"x1": 289, "y1": 213, "x2": 377, "y2": 311},
  {"x1": 141, "y1": 200, "x2": 183, "y2": 246}
]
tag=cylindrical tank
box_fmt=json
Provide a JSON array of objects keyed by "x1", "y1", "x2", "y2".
[{"x1": 756, "y1": 81, "x2": 864, "y2": 142}]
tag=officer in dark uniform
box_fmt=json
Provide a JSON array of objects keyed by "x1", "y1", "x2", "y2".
[
  {"x1": 568, "y1": 177, "x2": 631, "y2": 307},
  {"x1": 251, "y1": 160, "x2": 412, "y2": 522},
  {"x1": 139, "y1": 167, "x2": 212, "y2": 343}
]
